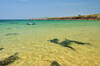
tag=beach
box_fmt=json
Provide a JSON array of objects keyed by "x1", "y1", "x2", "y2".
[{"x1": 0, "y1": 20, "x2": 100, "y2": 66}]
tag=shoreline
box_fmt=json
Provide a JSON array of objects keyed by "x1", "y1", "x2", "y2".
[{"x1": 30, "y1": 14, "x2": 100, "y2": 20}]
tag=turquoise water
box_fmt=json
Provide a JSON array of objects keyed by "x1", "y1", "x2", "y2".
[
  {"x1": 0, "y1": 20, "x2": 100, "y2": 37},
  {"x1": 0, "y1": 20, "x2": 100, "y2": 29},
  {"x1": 0, "y1": 20, "x2": 100, "y2": 66}
]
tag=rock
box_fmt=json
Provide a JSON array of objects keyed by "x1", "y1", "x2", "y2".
[
  {"x1": 0, "y1": 52, "x2": 19, "y2": 66},
  {"x1": 0, "y1": 48, "x2": 4, "y2": 51},
  {"x1": 27, "y1": 23, "x2": 36, "y2": 25},
  {"x1": 5, "y1": 33, "x2": 19, "y2": 36},
  {"x1": 50, "y1": 61, "x2": 60, "y2": 66}
]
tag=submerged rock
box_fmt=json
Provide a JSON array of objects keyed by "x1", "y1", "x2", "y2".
[
  {"x1": 48, "y1": 38, "x2": 59, "y2": 44},
  {"x1": 0, "y1": 52, "x2": 19, "y2": 66},
  {"x1": 0, "y1": 48, "x2": 4, "y2": 51},
  {"x1": 50, "y1": 61, "x2": 60, "y2": 66},
  {"x1": 48, "y1": 38, "x2": 91, "y2": 50},
  {"x1": 5, "y1": 33, "x2": 19, "y2": 36}
]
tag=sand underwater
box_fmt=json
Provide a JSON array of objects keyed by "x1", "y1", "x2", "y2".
[{"x1": 0, "y1": 20, "x2": 100, "y2": 66}]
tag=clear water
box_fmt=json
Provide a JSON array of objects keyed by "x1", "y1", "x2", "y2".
[{"x1": 0, "y1": 20, "x2": 100, "y2": 66}]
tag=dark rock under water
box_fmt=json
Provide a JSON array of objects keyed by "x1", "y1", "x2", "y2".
[
  {"x1": 0, "y1": 48, "x2": 4, "y2": 51},
  {"x1": 0, "y1": 52, "x2": 19, "y2": 66},
  {"x1": 50, "y1": 61, "x2": 60, "y2": 66},
  {"x1": 48, "y1": 38, "x2": 91, "y2": 50},
  {"x1": 5, "y1": 33, "x2": 19, "y2": 36}
]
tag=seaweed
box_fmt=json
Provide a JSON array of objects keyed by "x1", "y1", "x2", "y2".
[
  {"x1": 5, "y1": 33, "x2": 19, "y2": 36},
  {"x1": 50, "y1": 61, "x2": 60, "y2": 66},
  {"x1": 0, "y1": 48, "x2": 4, "y2": 51},
  {"x1": 48, "y1": 38, "x2": 91, "y2": 50},
  {"x1": 0, "y1": 52, "x2": 19, "y2": 66}
]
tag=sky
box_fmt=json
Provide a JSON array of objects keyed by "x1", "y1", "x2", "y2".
[{"x1": 0, "y1": 0, "x2": 100, "y2": 19}]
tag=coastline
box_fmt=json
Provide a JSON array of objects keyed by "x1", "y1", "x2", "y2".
[{"x1": 30, "y1": 14, "x2": 100, "y2": 20}]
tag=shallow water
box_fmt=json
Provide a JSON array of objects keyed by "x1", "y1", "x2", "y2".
[{"x1": 0, "y1": 20, "x2": 100, "y2": 66}]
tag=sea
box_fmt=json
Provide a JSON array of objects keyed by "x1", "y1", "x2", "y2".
[{"x1": 0, "y1": 20, "x2": 100, "y2": 66}]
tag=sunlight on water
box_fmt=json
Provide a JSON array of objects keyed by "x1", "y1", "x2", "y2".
[{"x1": 0, "y1": 20, "x2": 100, "y2": 66}]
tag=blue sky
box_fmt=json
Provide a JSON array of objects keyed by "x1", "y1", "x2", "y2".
[{"x1": 0, "y1": 0, "x2": 100, "y2": 19}]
